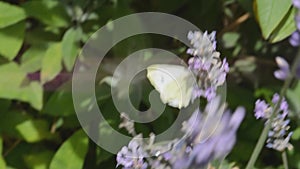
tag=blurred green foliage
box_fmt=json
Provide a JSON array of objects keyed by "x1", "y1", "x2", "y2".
[{"x1": 0, "y1": 0, "x2": 299, "y2": 168}]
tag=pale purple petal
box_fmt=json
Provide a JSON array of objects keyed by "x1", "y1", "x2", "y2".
[
  {"x1": 293, "y1": 0, "x2": 300, "y2": 8},
  {"x1": 272, "y1": 93, "x2": 280, "y2": 104},
  {"x1": 289, "y1": 31, "x2": 300, "y2": 47},
  {"x1": 274, "y1": 57, "x2": 290, "y2": 80},
  {"x1": 229, "y1": 107, "x2": 245, "y2": 130}
]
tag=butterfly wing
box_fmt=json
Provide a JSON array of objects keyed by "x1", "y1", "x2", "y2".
[{"x1": 147, "y1": 64, "x2": 195, "y2": 108}]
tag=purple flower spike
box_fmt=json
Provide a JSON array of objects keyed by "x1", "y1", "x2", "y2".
[
  {"x1": 254, "y1": 93, "x2": 293, "y2": 152},
  {"x1": 274, "y1": 57, "x2": 290, "y2": 80},
  {"x1": 170, "y1": 97, "x2": 245, "y2": 169},
  {"x1": 254, "y1": 99, "x2": 271, "y2": 119},
  {"x1": 293, "y1": 0, "x2": 300, "y2": 9},
  {"x1": 116, "y1": 135, "x2": 149, "y2": 169},
  {"x1": 289, "y1": 31, "x2": 300, "y2": 47},
  {"x1": 187, "y1": 31, "x2": 229, "y2": 101},
  {"x1": 295, "y1": 13, "x2": 300, "y2": 29}
]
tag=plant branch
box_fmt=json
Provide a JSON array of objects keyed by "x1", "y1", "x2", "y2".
[{"x1": 245, "y1": 46, "x2": 300, "y2": 169}]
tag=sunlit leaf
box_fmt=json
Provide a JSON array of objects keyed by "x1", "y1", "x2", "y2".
[
  {"x1": 41, "y1": 43, "x2": 62, "y2": 84},
  {"x1": 270, "y1": 7, "x2": 297, "y2": 43},
  {"x1": 49, "y1": 130, "x2": 88, "y2": 169},
  {"x1": 0, "y1": 137, "x2": 6, "y2": 169},
  {"x1": 62, "y1": 28, "x2": 81, "y2": 71},
  {"x1": 21, "y1": 45, "x2": 47, "y2": 73},
  {"x1": 43, "y1": 88, "x2": 75, "y2": 117},
  {"x1": 22, "y1": 82, "x2": 43, "y2": 110},
  {"x1": 292, "y1": 127, "x2": 300, "y2": 140},
  {"x1": 254, "y1": 0, "x2": 292, "y2": 39},
  {"x1": 22, "y1": 0, "x2": 69, "y2": 28},
  {"x1": 0, "y1": 21, "x2": 25, "y2": 60},
  {"x1": 24, "y1": 151, "x2": 54, "y2": 169},
  {"x1": 16, "y1": 119, "x2": 51, "y2": 143},
  {"x1": 0, "y1": 1, "x2": 26, "y2": 28},
  {"x1": 0, "y1": 63, "x2": 43, "y2": 110}
]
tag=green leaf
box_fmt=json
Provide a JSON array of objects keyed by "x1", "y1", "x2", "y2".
[
  {"x1": 222, "y1": 32, "x2": 240, "y2": 48},
  {"x1": 255, "y1": 0, "x2": 292, "y2": 39},
  {"x1": 21, "y1": 82, "x2": 43, "y2": 110},
  {"x1": 49, "y1": 130, "x2": 88, "y2": 169},
  {"x1": 62, "y1": 28, "x2": 81, "y2": 71},
  {"x1": 0, "y1": 21, "x2": 25, "y2": 60},
  {"x1": 24, "y1": 151, "x2": 54, "y2": 169},
  {"x1": 41, "y1": 43, "x2": 62, "y2": 84},
  {"x1": 0, "y1": 63, "x2": 43, "y2": 110},
  {"x1": 0, "y1": 137, "x2": 6, "y2": 169},
  {"x1": 0, "y1": 62, "x2": 25, "y2": 90},
  {"x1": 292, "y1": 127, "x2": 300, "y2": 140},
  {"x1": 0, "y1": 1, "x2": 26, "y2": 28},
  {"x1": 0, "y1": 99, "x2": 11, "y2": 113},
  {"x1": 287, "y1": 82, "x2": 300, "y2": 114},
  {"x1": 22, "y1": 0, "x2": 69, "y2": 28},
  {"x1": 16, "y1": 119, "x2": 51, "y2": 143},
  {"x1": 0, "y1": 110, "x2": 30, "y2": 138},
  {"x1": 269, "y1": 7, "x2": 297, "y2": 43},
  {"x1": 43, "y1": 88, "x2": 75, "y2": 117},
  {"x1": 21, "y1": 45, "x2": 47, "y2": 73}
]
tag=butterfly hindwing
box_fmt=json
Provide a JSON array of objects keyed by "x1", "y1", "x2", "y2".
[{"x1": 147, "y1": 64, "x2": 195, "y2": 108}]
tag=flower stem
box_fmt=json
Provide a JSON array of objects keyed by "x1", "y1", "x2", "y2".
[
  {"x1": 282, "y1": 151, "x2": 289, "y2": 169},
  {"x1": 245, "y1": 47, "x2": 300, "y2": 169}
]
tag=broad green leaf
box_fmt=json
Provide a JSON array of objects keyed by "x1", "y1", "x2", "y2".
[
  {"x1": 16, "y1": 119, "x2": 51, "y2": 143},
  {"x1": 43, "y1": 89, "x2": 75, "y2": 117},
  {"x1": 292, "y1": 127, "x2": 300, "y2": 140},
  {"x1": 255, "y1": 0, "x2": 292, "y2": 39},
  {"x1": 0, "y1": 1, "x2": 26, "y2": 28},
  {"x1": 270, "y1": 7, "x2": 297, "y2": 43},
  {"x1": 0, "y1": 21, "x2": 25, "y2": 60},
  {"x1": 22, "y1": 0, "x2": 69, "y2": 28},
  {"x1": 222, "y1": 32, "x2": 240, "y2": 48},
  {"x1": 21, "y1": 45, "x2": 47, "y2": 73},
  {"x1": 21, "y1": 82, "x2": 43, "y2": 110},
  {"x1": 0, "y1": 62, "x2": 25, "y2": 89},
  {"x1": 0, "y1": 137, "x2": 6, "y2": 169},
  {"x1": 62, "y1": 28, "x2": 81, "y2": 71},
  {"x1": 49, "y1": 130, "x2": 88, "y2": 169},
  {"x1": 25, "y1": 27, "x2": 60, "y2": 45},
  {"x1": 24, "y1": 151, "x2": 54, "y2": 169},
  {"x1": 0, "y1": 63, "x2": 43, "y2": 110},
  {"x1": 5, "y1": 141, "x2": 32, "y2": 169},
  {"x1": 0, "y1": 110, "x2": 30, "y2": 138},
  {"x1": 41, "y1": 43, "x2": 62, "y2": 84},
  {"x1": 287, "y1": 82, "x2": 300, "y2": 114},
  {"x1": 0, "y1": 99, "x2": 11, "y2": 113}
]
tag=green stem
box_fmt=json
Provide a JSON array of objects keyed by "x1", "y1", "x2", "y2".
[
  {"x1": 245, "y1": 48, "x2": 300, "y2": 169},
  {"x1": 282, "y1": 151, "x2": 289, "y2": 169}
]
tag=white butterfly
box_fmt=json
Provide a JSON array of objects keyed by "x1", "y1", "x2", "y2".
[{"x1": 146, "y1": 64, "x2": 196, "y2": 109}]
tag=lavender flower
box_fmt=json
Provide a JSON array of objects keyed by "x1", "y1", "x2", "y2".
[
  {"x1": 293, "y1": 0, "x2": 300, "y2": 9},
  {"x1": 116, "y1": 134, "x2": 149, "y2": 169},
  {"x1": 166, "y1": 97, "x2": 245, "y2": 169},
  {"x1": 254, "y1": 93, "x2": 293, "y2": 151},
  {"x1": 116, "y1": 97, "x2": 245, "y2": 169},
  {"x1": 289, "y1": 31, "x2": 300, "y2": 47},
  {"x1": 187, "y1": 31, "x2": 229, "y2": 101},
  {"x1": 274, "y1": 57, "x2": 290, "y2": 80},
  {"x1": 119, "y1": 112, "x2": 136, "y2": 136},
  {"x1": 274, "y1": 56, "x2": 300, "y2": 80},
  {"x1": 290, "y1": 0, "x2": 300, "y2": 46}
]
